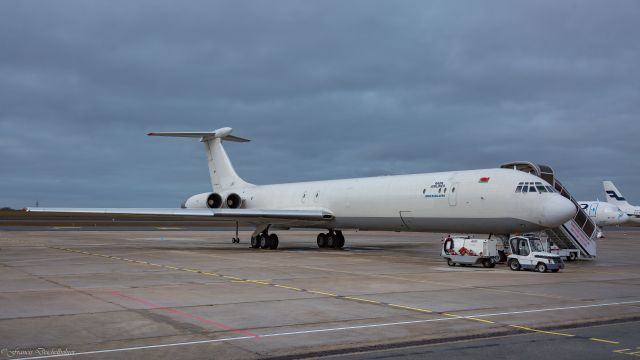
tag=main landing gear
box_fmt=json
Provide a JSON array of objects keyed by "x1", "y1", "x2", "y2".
[
  {"x1": 250, "y1": 232, "x2": 279, "y2": 250},
  {"x1": 317, "y1": 230, "x2": 345, "y2": 249}
]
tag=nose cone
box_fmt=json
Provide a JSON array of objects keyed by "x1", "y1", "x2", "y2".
[{"x1": 543, "y1": 196, "x2": 577, "y2": 227}]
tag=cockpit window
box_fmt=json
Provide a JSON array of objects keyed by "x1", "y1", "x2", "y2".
[{"x1": 516, "y1": 181, "x2": 554, "y2": 193}]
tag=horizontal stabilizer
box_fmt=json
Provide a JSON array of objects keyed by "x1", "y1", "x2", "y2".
[{"x1": 147, "y1": 127, "x2": 249, "y2": 142}]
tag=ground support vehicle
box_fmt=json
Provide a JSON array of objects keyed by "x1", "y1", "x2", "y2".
[
  {"x1": 442, "y1": 236, "x2": 500, "y2": 268},
  {"x1": 548, "y1": 242, "x2": 579, "y2": 261},
  {"x1": 507, "y1": 235, "x2": 564, "y2": 273}
]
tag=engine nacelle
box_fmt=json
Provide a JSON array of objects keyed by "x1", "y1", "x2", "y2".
[
  {"x1": 183, "y1": 192, "x2": 223, "y2": 209},
  {"x1": 225, "y1": 193, "x2": 243, "y2": 209}
]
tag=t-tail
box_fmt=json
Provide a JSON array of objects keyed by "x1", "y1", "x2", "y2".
[
  {"x1": 603, "y1": 180, "x2": 632, "y2": 211},
  {"x1": 148, "y1": 127, "x2": 253, "y2": 192}
]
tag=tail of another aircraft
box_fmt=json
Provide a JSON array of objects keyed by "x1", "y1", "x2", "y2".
[
  {"x1": 148, "y1": 127, "x2": 253, "y2": 191},
  {"x1": 603, "y1": 181, "x2": 632, "y2": 211}
]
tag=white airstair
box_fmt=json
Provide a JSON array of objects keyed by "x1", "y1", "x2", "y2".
[{"x1": 500, "y1": 162, "x2": 597, "y2": 259}]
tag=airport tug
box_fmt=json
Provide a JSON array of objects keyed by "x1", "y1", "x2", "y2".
[{"x1": 507, "y1": 235, "x2": 564, "y2": 273}]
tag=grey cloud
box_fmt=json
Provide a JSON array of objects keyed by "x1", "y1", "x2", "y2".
[{"x1": 1, "y1": 0, "x2": 639, "y2": 208}]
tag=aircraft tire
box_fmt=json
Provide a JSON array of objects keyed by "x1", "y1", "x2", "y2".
[
  {"x1": 327, "y1": 234, "x2": 336, "y2": 248},
  {"x1": 250, "y1": 236, "x2": 260, "y2": 249},
  {"x1": 317, "y1": 233, "x2": 327, "y2": 248},
  {"x1": 336, "y1": 231, "x2": 345, "y2": 248},
  {"x1": 268, "y1": 234, "x2": 279, "y2": 250},
  {"x1": 259, "y1": 234, "x2": 270, "y2": 249}
]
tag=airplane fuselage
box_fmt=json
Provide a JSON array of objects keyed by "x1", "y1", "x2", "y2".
[
  {"x1": 578, "y1": 201, "x2": 628, "y2": 227},
  {"x1": 217, "y1": 168, "x2": 575, "y2": 234}
]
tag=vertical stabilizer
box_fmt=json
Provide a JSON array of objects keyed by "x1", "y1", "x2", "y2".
[
  {"x1": 148, "y1": 127, "x2": 253, "y2": 192},
  {"x1": 603, "y1": 181, "x2": 632, "y2": 211},
  {"x1": 203, "y1": 137, "x2": 251, "y2": 191}
]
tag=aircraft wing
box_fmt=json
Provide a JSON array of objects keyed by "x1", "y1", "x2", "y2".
[{"x1": 25, "y1": 207, "x2": 334, "y2": 226}]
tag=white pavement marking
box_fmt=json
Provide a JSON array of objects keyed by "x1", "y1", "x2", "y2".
[
  {"x1": 12, "y1": 299, "x2": 640, "y2": 360},
  {"x1": 8, "y1": 336, "x2": 255, "y2": 360}
]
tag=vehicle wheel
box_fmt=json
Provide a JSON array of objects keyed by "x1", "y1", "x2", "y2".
[
  {"x1": 268, "y1": 234, "x2": 279, "y2": 250},
  {"x1": 259, "y1": 234, "x2": 270, "y2": 249},
  {"x1": 317, "y1": 233, "x2": 327, "y2": 248},
  {"x1": 250, "y1": 236, "x2": 260, "y2": 249},
  {"x1": 509, "y1": 259, "x2": 521, "y2": 271},
  {"x1": 482, "y1": 259, "x2": 491, "y2": 268},
  {"x1": 447, "y1": 258, "x2": 455, "y2": 266},
  {"x1": 536, "y1": 262, "x2": 547, "y2": 273},
  {"x1": 568, "y1": 252, "x2": 577, "y2": 262},
  {"x1": 551, "y1": 269, "x2": 559, "y2": 273},
  {"x1": 327, "y1": 233, "x2": 336, "y2": 248}
]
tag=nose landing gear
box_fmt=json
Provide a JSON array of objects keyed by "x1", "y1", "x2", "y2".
[{"x1": 231, "y1": 221, "x2": 241, "y2": 244}]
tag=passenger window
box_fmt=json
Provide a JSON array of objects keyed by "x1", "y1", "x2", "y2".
[
  {"x1": 444, "y1": 188, "x2": 447, "y2": 193},
  {"x1": 452, "y1": 187, "x2": 456, "y2": 193}
]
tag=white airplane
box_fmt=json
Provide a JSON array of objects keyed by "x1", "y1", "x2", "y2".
[
  {"x1": 576, "y1": 201, "x2": 628, "y2": 237},
  {"x1": 577, "y1": 201, "x2": 628, "y2": 227},
  {"x1": 603, "y1": 181, "x2": 640, "y2": 226},
  {"x1": 27, "y1": 127, "x2": 577, "y2": 249}
]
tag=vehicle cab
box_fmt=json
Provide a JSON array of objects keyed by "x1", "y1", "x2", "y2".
[{"x1": 507, "y1": 235, "x2": 564, "y2": 273}]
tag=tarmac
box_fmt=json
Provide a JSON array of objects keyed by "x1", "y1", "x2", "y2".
[{"x1": 1, "y1": 228, "x2": 640, "y2": 359}]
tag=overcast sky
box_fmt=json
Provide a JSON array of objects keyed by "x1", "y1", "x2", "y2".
[{"x1": 1, "y1": 0, "x2": 639, "y2": 208}]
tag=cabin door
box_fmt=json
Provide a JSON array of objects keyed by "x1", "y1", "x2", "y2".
[
  {"x1": 448, "y1": 182, "x2": 459, "y2": 206},
  {"x1": 399, "y1": 211, "x2": 412, "y2": 230}
]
